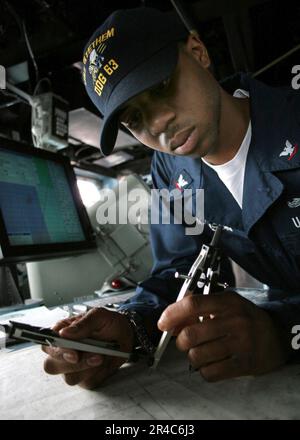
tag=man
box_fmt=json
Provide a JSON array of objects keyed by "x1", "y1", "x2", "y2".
[{"x1": 43, "y1": 7, "x2": 300, "y2": 389}]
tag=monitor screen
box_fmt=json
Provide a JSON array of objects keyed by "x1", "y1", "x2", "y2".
[{"x1": 0, "y1": 138, "x2": 96, "y2": 262}]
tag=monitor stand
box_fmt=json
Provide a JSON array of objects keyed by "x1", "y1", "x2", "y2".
[{"x1": 0, "y1": 265, "x2": 43, "y2": 314}]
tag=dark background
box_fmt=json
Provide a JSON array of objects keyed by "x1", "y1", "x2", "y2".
[{"x1": 0, "y1": 0, "x2": 299, "y2": 176}]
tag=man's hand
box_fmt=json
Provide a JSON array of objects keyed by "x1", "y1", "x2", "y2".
[
  {"x1": 158, "y1": 291, "x2": 288, "y2": 382},
  {"x1": 42, "y1": 307, "x2": 134, "y2": 390}
]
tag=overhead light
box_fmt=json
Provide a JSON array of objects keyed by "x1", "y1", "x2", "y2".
[
  {"x1": 6, "y1": 62, "x2": 29, "y2": 85},
  {"x1": 69, "y1": 108, "x2": 140, "y2": 150},
  {"x1": 93, "y1": 151, "x2": 134, "y2": 168}
]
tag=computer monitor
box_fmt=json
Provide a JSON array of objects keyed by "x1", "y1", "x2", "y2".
[
  {"x1": 26, "y1": 174, "x2": 154, "y2": 307},
  {"x1": 0, "y1": 137, "x2": 96, "y2": 264}
]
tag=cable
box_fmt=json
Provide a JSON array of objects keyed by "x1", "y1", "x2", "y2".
[
  {"x1": 0, "y1": 89, "x2": 30, "y2": 106},
  {"x1": 4, "y1": 1, "x2": 40, "y2": 86},
  {"x1": 74, "y1": 146, "x2": 94, "y2": 158},
  {"x1": 253, "y1": 42, "x2": 300, "y2": 78},
  {"x1": 69, "y1": 136, "x2": 101, "y2": 160},
  {"x1": 6, "y1": 82, "x2": 34, "y2": 105},
  {"x1": 170, "y1": 0, "x2": 199, "y2": 37},
  {"x1": 33, "y1": 77, "x2": 52, "y2": 96},
  {"x1": 22, "y1": 20, "x2": 39, "y2": 84},
  {"x1": 0, "y1": 98, "x2": 21, "y2": 109},
  {"x1": 3, "y1": 0, "x2": 22, "y2": 29}
]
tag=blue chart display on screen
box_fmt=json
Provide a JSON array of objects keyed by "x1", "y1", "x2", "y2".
[{"x1": 0, "y1": 148, "x2": 86, "y2": 246}]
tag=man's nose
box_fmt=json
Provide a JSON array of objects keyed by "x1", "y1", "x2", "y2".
[{"x1": 144, "y1": 103, "x2": 176, "y2": 137}]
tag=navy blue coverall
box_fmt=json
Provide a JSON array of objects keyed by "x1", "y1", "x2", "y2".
[{"x1": 119, "y1": 76, "x2": 300, "y2": 360}]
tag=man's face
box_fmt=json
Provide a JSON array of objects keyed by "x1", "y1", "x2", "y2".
[{"x1": 119, "y1": 40, "x2": 221, "y2": 158}]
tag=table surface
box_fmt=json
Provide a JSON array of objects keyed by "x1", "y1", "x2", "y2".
[{"x1": 1, "y1": 341, "x2": 300, "y2": 420}]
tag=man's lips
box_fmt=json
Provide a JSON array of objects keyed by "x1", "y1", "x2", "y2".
[
  {"x1": 170, "y1": 127, "x2": 198, "y2": 155},
  {"x1": 170, "y1": 127, "x2": 195, "y2": 151}
]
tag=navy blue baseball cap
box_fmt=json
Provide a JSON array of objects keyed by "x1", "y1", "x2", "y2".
[{"x1": 82, "y1": 7, "x2": 188, "y2": 156}]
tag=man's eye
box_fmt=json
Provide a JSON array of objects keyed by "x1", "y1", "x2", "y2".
[{"x1": 123, "y1": 110, "x2": 142, "y2": 130}]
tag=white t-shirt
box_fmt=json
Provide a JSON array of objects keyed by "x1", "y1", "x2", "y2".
[{"x1": 202, "y1": 89, "x2": 251, "y2": 208}]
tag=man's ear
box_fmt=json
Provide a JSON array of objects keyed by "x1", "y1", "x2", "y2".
[{"x1": 184, "y1": 34, "x2": 211, "y2": 69}]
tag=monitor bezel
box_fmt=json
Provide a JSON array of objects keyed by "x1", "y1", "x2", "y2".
[{"x1": 0, "y1": 138, "x2": 96, "y2": 263}]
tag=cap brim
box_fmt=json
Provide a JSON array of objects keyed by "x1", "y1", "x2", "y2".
[{"x1": 100, "y1": 43, "x2": 179, "y2": 156}]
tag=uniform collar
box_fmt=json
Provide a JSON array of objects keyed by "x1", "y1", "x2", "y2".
[
  {"x1": 170, "y1": 76, "x2": 300, "y2": 235},
  {"x1": 240, "y1": 74, "x2": 300, "y2": 172},
  {"x1": 240, "y1": 75, "x2": 300, "y2": 234}
]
